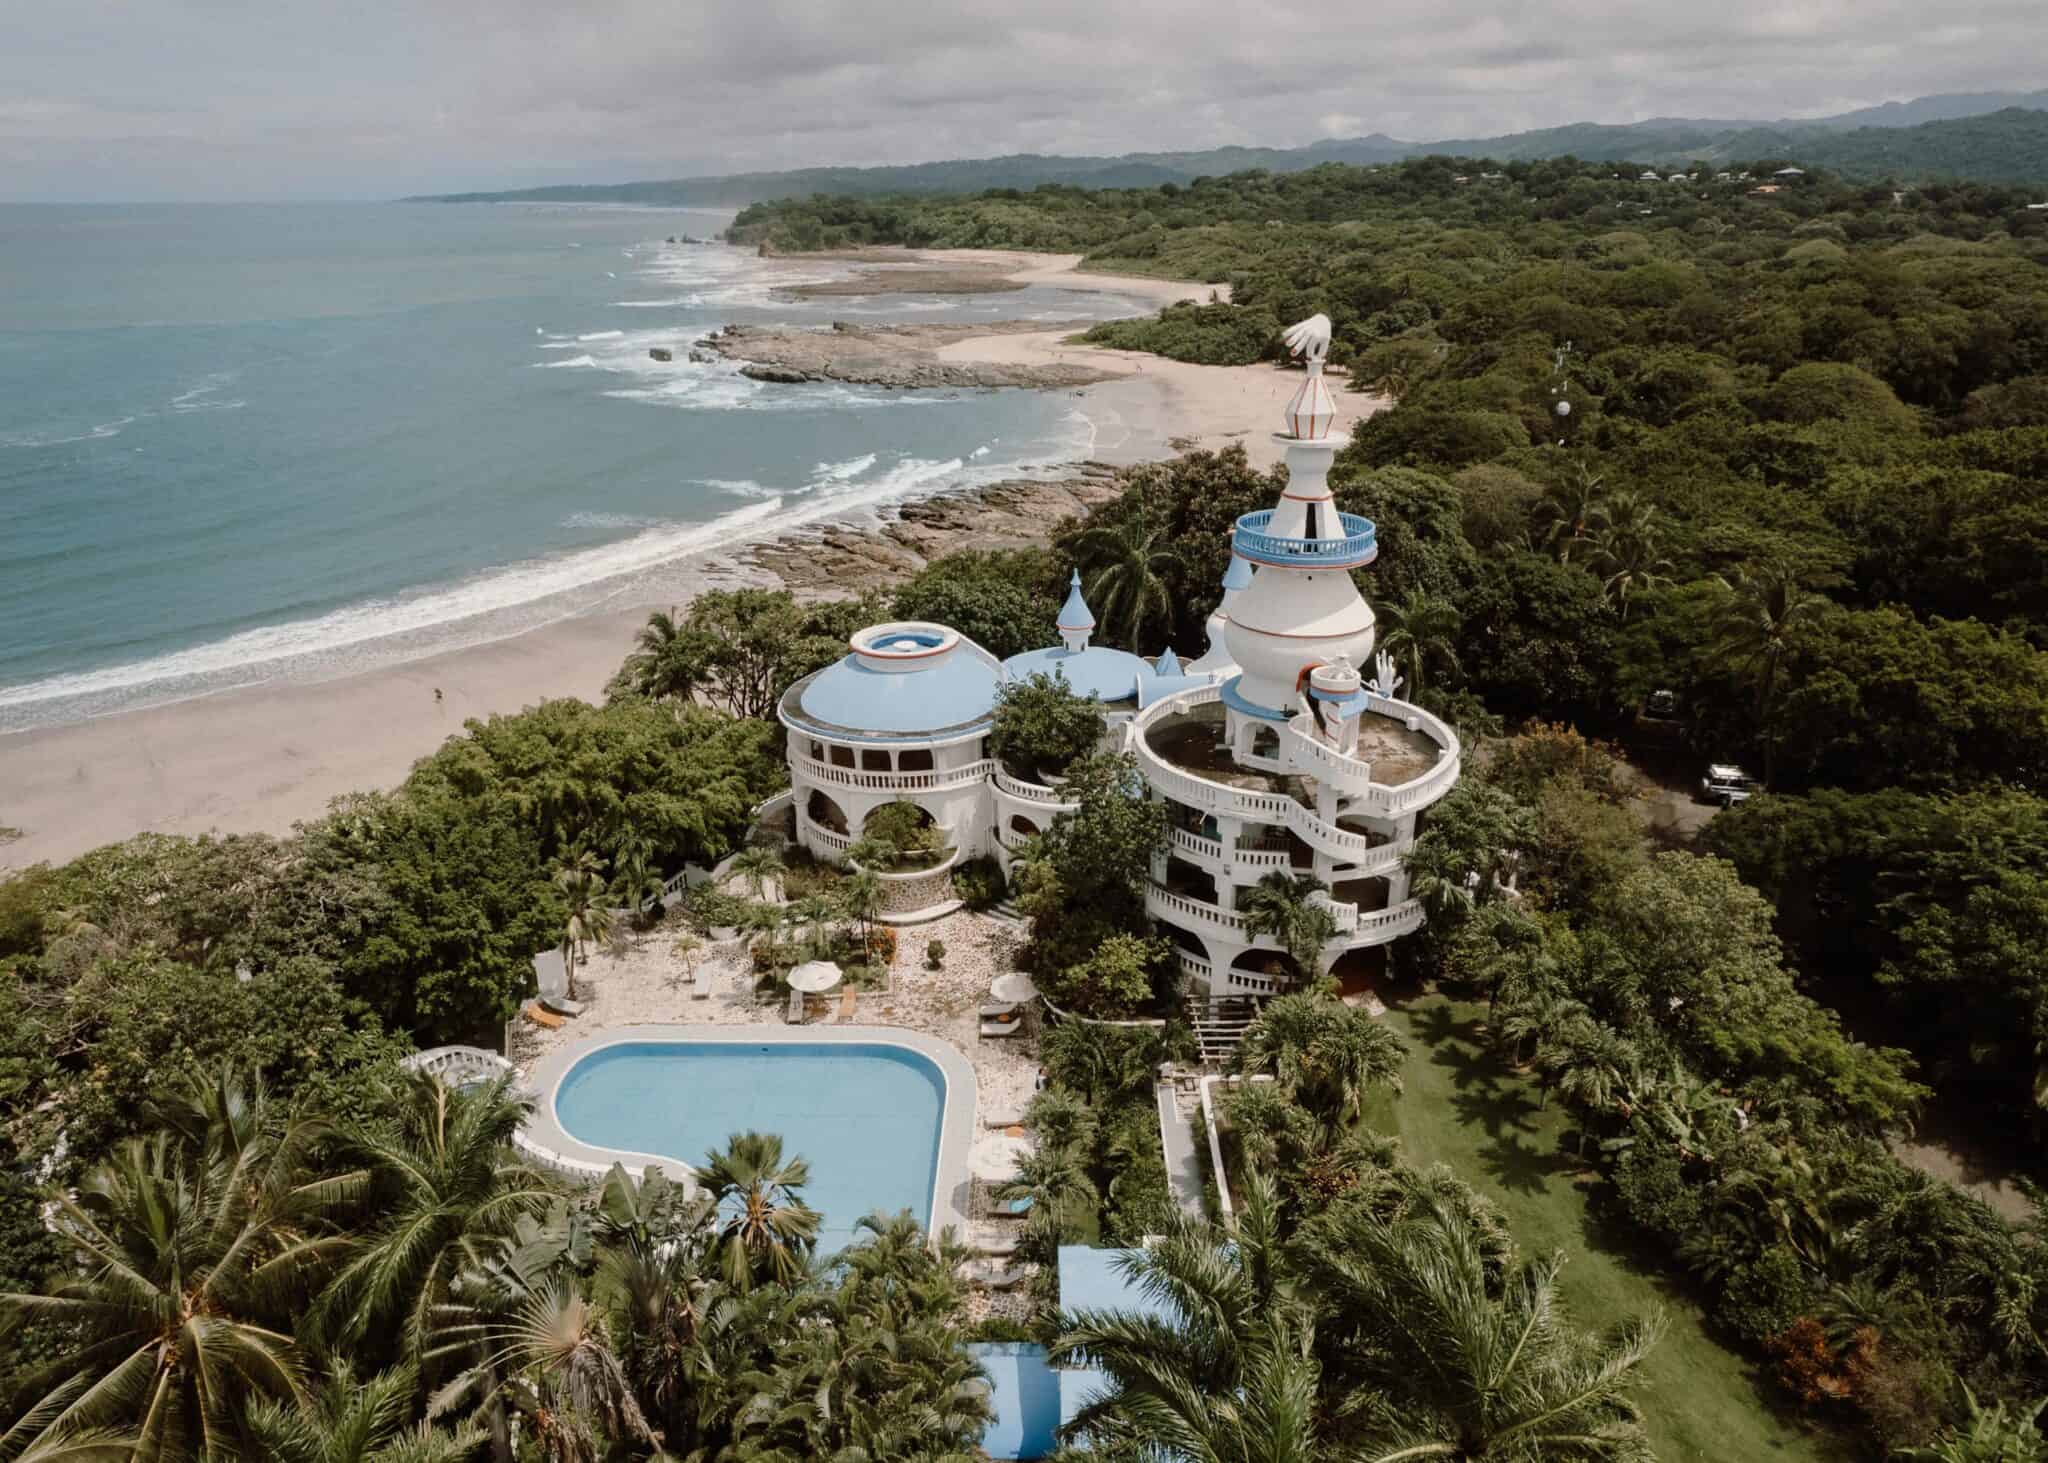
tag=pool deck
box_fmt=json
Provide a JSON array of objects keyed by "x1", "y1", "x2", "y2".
[{"x1": 519, "y1": 1023, "x2": 980, "y2": 1240}]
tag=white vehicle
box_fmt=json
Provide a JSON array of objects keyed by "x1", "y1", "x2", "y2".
[{"x1": 1700, "y1": 764, "x2": 1758, "y2": 807}]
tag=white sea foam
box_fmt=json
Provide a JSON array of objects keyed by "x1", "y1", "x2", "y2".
[
  {"x1": 809, "y1": 452, "x2": 877, "y2": 487},
  {"x1": 0, "y1": 499, "x2": 786, "y2": 716},
  {"x1": 0, "y1": 417, "x2": 134, "y2": 449},
  {"x1": 698, "y1": 479, "x2": 779, "y2": 499},
  {"x1": 562, "y1": 510, "x2": 658, "y2": 530},
  {"x1": 534, "y1": 354, "x2": 599, "y2": 368},
  {"x1": 577, "y1": 329, "x2": 625, "y2": 341}
]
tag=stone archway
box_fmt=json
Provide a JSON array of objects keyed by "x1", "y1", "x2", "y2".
[{"x1": 805, "y1": 788, "x2": 850, "y2": 836}]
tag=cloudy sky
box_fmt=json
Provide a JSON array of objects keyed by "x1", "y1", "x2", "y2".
[{"x1": 3, "y1": 0, "x2": 2041, "y2": 202}]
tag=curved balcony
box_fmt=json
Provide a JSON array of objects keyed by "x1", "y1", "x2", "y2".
[
  {"x1": 993, "y1": 767, "x2": 1076, "y2": 808},
  {"x1": 1166, "y1": 825, "x2": 1406, "y2": 882},
  {"x1": 1134, "y1": 685, "x2": 1457, "y2": 857},
  {"x1": 790, "y1": 752, "x2": 995, "y2": 795},
  {"x1": 1145, "y1": 884, "x2": 1426, "y2": 954},
  {"x1": 1232, "y1": 509, "x2": 1378, "y2": 570},
  {"x1": 1279, "y1": 696, "x2": 1462, "y2": 817}
]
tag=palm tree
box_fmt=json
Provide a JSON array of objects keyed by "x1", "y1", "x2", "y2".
[
  {"x1": 837, "y1": 866, "x2": 884, "y2": 958},
  {"x1": 621, "y1": 607, "x2": 703, "y2": 703},
  {"x1": 1531, "y1": 461, "x2": 1610, "y2": 564},
  {"x1": 1896, "y1": 1381, "x2": 2048, "y2": 1462},
  {"x1": 1052, "y1": 1168, "x2": 1312, "y2": 1458},
  {"x1": 1709, "y1": 562, "x2": 1823, "y2": 788},
  {"x1": 0, "y1": 1073, "x2": 358, "y2": 1461},
  {"x1": 995, "y1": 1143, "x2": 1098, "y2": 1263},
  {"x1": 243, "y1": 1366, "x2": 486, "y2": 1463},
  {"x1": 694, "y1": 1132, "x2": 821, "y2": 1290},
  {"x1": 1237, "y1": 870, "x2": 1340, "y2": 980},
  {"x1": 1590, "y1": 491, "x2": 1675, "y2": 618},
  {"x1": 790, "y1": 894, "x2": 838, "y2": 958},
  {"x1": 1038, "y1": 1021, "x2": 1164, "y2": 1107},
  {"x1": 553, "y1": 854, "x2": 613, "y2": 1002},
  {"x1": 1299, "y1": 1190, "x2": 1663, "y2": 1461},
  {"x1": 1071, "y1": 513, "x2": 1180, "y2": 652},
  {"x1": 737, "y1": 900, "x2": 782, "y2": 965},
  {"x1": 1404, "y1": 836, "x2": 1477, "y2": 925},
  {"x1": 430, "y1": 1270, "x2": 657, "y2": 1463},
  {"x1": 1236, "y1": 991, "x2": 1407, "y2": 1123},
  {"x1": 312, "y1": 1073, "x2": 550, "y2": 1357},
  {"x1": 1375, "y1": 589, "x2": 1464, "y2": 695},
  {"x1": 727, "y1": 845, "x2": 784, "y2": 901}
]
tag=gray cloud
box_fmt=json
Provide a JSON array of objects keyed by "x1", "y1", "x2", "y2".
[{"x1": 1, "y1": 0, "x2": 2041, "y2": 201}]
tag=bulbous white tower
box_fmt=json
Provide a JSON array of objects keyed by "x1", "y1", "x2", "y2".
[{"x1": 1221, "y1": 315, "x2": 1379, "y2": 718}]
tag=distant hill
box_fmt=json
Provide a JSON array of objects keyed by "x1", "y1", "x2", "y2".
[{"x1": 410, "y1": 92, "x2": 2048, "y2": 205}]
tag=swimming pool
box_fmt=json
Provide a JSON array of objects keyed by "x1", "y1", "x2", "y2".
[{"x1": 546, "y1": 1032, "x2": 964, "y2": 1247}]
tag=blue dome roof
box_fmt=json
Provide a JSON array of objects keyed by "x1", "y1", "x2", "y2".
[
  {"x1": 789, "y1": 649, "x2": 1002, "y2": 739},
  {"x1": 1057, "y1": 570, "x2": 1096, "y2": 631},
  {"x1": 1004, "y1": 645, "x2": 1146, "y2": 703}
]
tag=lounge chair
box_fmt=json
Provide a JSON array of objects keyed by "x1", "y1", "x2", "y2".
[
  {"x1": 978, "y1": 1001, "x2": 1023, "y2": 1038},
  {"x1": 539, "y1": 993, "x2": 586, "y2": 1018},
  {"x1": 839, "y1": 987, "x2": 859, "y2": 1021},
  {"x1": 522, "y1": 1001, "x2": 564, "y2": 1030}
]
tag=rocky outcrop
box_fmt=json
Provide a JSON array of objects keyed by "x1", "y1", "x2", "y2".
[
  {"x1": 699, "y1": 320, "x2": 1113, "y2": 390},
  {"x1": 742, "y1": 469, "x2": 1125, "y2": 594}
]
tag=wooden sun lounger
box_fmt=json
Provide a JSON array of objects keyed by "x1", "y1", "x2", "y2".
[{"x1": 522, "y1": 1001, "x2": 565, "y2": 1030}]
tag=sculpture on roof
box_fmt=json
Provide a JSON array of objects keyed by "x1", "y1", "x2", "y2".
[
  {"x1": 1369, "y1": 649, "x2": 1403, "y2": 699},
  {"x1": 1282, "y1": 313, "x2": 1332, "y2": 365}
]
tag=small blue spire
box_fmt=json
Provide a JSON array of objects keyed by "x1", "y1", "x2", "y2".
[
  {"x1": 1057, "y1": 569, "x2": 1096, "y2": 631},
  {"x1": 1221, "y1": 555, "x2": 1253, "y2": 592},
  {"x1": 1154, "y1": 647, "x2": 1183, "y2": 676}
]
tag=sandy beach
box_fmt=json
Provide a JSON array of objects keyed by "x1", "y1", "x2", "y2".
[{"x1": 0, "y1": 250, "x2": 1378, "y2": 872}]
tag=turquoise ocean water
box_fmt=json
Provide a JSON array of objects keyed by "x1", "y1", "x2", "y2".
[{"x1": 0, "y1": 203, "x2": 1149, "y2": 731}]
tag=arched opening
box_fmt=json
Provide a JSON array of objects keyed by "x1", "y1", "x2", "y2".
[
  {"x1": 1249, "y1": 726, "x2": 1281, "y2": 761},
  {"x1": 805, "y1": 789, "x2": 850, "y2": 836},
  {"x1": 860, "y1": 748, "x2": 891, "y2": 772},
  {"x1": 1229, "y1": 945, "x2": 1304, "y2": 988},
  {"x1": 898, "y1": 747, "x2": 935, "y2": 772},
  {"x1": 1007, "y1": 813, "x2": 1042, "y2": 839},
  {"x1": 828, "y1": 743, "x2": 856, "y2": 769},
  {"x1": 1162, "y1": 856, "x2": 1218, "y2": 905},
  {"x1": 1327, "y1": 945, "x2": 1389, "y2": 1002},
  {"x1": 860, "y1": 799, "x2": 949, "y2": 870},
  {"x1": 1329, "y1": 874, "x2": 1390, "y2": 913}
]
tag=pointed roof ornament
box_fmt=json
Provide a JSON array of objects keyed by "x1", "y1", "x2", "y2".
[
  {"x1": 1154, "y1": 647, "x2": 1183, "y2": 676},
  {"x1": 1221, "y1": 554, "x2": 1253, "y2": 592},
  {"x1": 1281, "y1": 313, "x2": 1336, "y2": 440},
  {"x1": 1056, "y1": 569, "x2": 1095, "y2": 631}
]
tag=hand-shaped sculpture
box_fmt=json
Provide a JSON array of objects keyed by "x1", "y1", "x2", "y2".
[{"x1": 1282, "y1": 313, "x2": 1333, "y2": 366}]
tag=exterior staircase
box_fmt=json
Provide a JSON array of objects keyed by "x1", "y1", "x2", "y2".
[
  {"x1": 1187, "y1": 994, "x2": 1264, "y2": 1064},
  {"x1": 987, "y1": 897, "x2": 1027, "y2": 929}
]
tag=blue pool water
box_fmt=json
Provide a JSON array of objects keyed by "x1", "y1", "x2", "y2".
[{"x1": 552, "y1": 1040, "x2": 947, "y2": 1247}]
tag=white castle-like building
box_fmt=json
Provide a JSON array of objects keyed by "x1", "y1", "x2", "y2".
[{"x1": 776, "y1": 315, "x2": 1461, "y2": 1000}]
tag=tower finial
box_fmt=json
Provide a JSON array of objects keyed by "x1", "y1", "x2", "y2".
[
  {"x1": 1280, "y1": 313, "x2": 1336, "y2": 439},
  {"x1": 1057, "y1": 568, "x2": 1095, "y2": 652}
]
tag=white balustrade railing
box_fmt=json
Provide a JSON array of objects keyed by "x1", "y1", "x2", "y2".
[
  {"x1": 1148, "y1": 884, "x2": 1424, "y2": 951},
  {"x1": 1166, "y1": 827, "x2": 1295, "y2": 874},
  {"x1": 792, "y1": 754, "x2": 997, "y2": 794},
  {"x1": 993, "y1": 768, "x2": 1072, "y2": 805},
  {"x1": 799, "y1": 814, "x2": 854, "y2": 855},
  {"x1": 401, "y1": 1046, "x2": 516, "y2": 1085}
]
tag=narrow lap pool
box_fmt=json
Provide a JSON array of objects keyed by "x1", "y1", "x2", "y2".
[{"x1": 551, "y1": 1039, "x2": 949, "y2": 1247}]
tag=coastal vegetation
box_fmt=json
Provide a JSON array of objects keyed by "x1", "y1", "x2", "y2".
[{"x1": 9, "y1": 146, "x2": 2048, "y2": 1458}]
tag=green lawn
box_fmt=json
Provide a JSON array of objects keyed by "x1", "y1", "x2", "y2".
[{"x1": 1360, "y1": 993, "x2": 1840, "y2": 1463}]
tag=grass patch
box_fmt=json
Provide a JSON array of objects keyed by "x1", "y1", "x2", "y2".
[{"x1": 1365, "y1": 993, "x2": 1839, "y2": 1463}]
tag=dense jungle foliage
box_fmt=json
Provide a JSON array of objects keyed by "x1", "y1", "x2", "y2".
[{"x1": 9, "y1": 152, "x2": 2048, "y2": 1458}]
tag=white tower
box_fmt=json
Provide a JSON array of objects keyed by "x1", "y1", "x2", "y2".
[
  {"x1": 1057, "y1": 570, "x2": 1095, "y2": 653},
  {"x1": 1221, "y1": 315, "x2": 1378, "y2": 719}
]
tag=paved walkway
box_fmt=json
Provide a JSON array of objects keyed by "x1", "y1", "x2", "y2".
[{"x1": 1155, "y1": 1081, "x2": 1206, "y2": 1222}]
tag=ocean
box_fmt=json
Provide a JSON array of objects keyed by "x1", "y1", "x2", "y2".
[{"x1": 0, "y1": 203, "x2": 1150, "y2": 731}]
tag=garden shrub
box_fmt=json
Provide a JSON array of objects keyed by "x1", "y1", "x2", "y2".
[{"x1": 951, "y1": 855, "x2": 1007, "y2": 912}]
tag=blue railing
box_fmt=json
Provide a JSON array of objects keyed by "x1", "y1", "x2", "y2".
[{"x1": 1232, "y1": 510, "x2": 1378, "y2": 567}]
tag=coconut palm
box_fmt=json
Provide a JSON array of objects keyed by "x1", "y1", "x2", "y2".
[
  {"x1": 1237, "y1": 870, "x2": 1341, "y2": 980},
  {"x1": 727, "y1": 845, "x2": 784, "y2": 901},
  {"x1": 621, "y1": 607, "x2": 704, "y2": 703},
  {"x1": 1531, "y1": 461, "x2": 1610, "y2": 564},
  {"x1": 1052, "y1": 1168, "x2": 1311, "y2": 1457},
  {"x1": 1375, "y1": 589, "x2": 1465, "y2": 695},
  {"x1": 0, "y1": 1075, "x2": 358, "y2": 1461},
  {"x1": 1590, "y1": 492, "x2": 1675, "y2": 618},
  {"x1": 995, "y1": 1143, "x2": 1098, "y2": 1263},
  {"x1": 1235, "y1": 991, "x2": 1407, "y2": 1123},
  {"x1": 790, "y1": 894, "x2": 839, "y2": 957},
  {"x1": 695, "y1": 1132, "x2": 821, "y2": 1290},
  {"x1": 837, "y1": 866, "x2": 884, "y2": 956},
  {"x1": 1709, "y1": 562, "x2": 1823, "y2": 788},
  {"x1": 430, "y1": 1268, "x2": 657, "y2": 1463},
  {"x1": 737, "y1": 900, "x2": 782, "y2": 965},
  {"x1": 1298, "y1": 1190, "x2": 1663, "y2": 1461},
  {"x1": 553, "y1": 854, "x2": 613, "y2": 1002},
  {"x1": 1024, "y1": 1086, "x2": 1100, "y2": 1157},
  {"x1": 312, "y1": 1073, "x2": 550, "y2": 1356},
  {"x1": 1404, "y1": 835, "x2": 1477, "y2": 925},
  {"x1": 1896, "y1": 1381, "x2": 2048, "y2": 1462},
  {"x1": 1071, "y1": 513, "x2": 1181, "y2": 652},
  {"x1": 243, "y1": 1365, "x2": 486, "y2": 1463}
]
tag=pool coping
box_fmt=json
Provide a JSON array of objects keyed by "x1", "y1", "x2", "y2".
[{"x1": 518, "y1": 1023, "x2": 979, "y2": 1242}]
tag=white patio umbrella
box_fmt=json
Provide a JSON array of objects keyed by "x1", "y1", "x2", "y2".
[
  {"x1": 990, "y1": 972, "x2": 1039, "y2": 1004},
  {"x1": 786, "y1": 960, "x2": 843, "y2": 994}
]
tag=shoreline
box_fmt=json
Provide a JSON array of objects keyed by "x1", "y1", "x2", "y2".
[{"x1": 0, "y1": 249, "x2": 1379, "y2": 871}]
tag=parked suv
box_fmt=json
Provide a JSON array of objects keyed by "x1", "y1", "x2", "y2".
[{"x1": 1699, "y1": 763, "x2": 1757, "y2": 807}]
